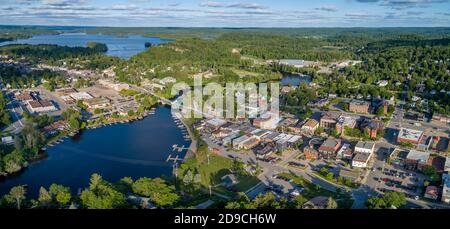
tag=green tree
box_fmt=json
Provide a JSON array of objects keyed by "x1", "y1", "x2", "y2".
[
  {"x1": 49, "y1": 184, "x2": 72, "y2": 207},
  {"x1": 131, "y1": 177, "x2": 180, "y2": 207},
  {"x1": 38, "y1": 187, "x2": 52, "y2": 208},
  {"x1": 3, "y1": 185, "x2": 27, "y2": 209},
  {"x1": 80, "y1": 173, "x2": 127, "y2": 209}
]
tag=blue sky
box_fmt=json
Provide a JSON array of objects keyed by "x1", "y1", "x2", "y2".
[{"x1": 0, "y1": 0, "x2": 449, "y2": 27}]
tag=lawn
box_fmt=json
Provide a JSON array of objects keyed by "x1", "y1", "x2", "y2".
[
  {"x1": 277, "y1": 172, "x2": 354, "y2": 209},
  {"x1": 233, "y1": 174, "x2": 261, "y2": 192}
]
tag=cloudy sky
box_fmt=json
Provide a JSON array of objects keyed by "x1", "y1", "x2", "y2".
[{"x1": 0, "y1": 0, "x2": 449, "y2": 27}]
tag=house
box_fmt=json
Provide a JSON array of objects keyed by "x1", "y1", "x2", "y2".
[
  {"x1": 1, "y1": 136, "x2": 13, "y2": 145},
  {"x1": 83, "y1": 97, "x2": 110, "y2": 110},
  {"x1": 281, "y1": 86, "x2": 294, "y2": 94},
  {"x1": 349, "y1": 100, "x2": 370, "y2": 114},
  {"x1": 377, "y1": 80, "x2": 388, "y2": 87},
  {"x1": 354, "y1": 141, "x2": 375, "y2": 154},
  {"x1": 319, "y1": 138, "x2": 342, "y2": 159},
  {"x1": 221, "y1": 174, "x2": 239, "y2": 188},
  {"x1": 301, "y1": 119, "x2": 319, "y2": 134},
  {"x1": 397, "y1": 128, "x2": 424, "y2": 145},
  {"x1": 424, "y1": 185, "x2": 439, "y2": 200},
  {"x1": 302, "y1": 196, "x2": 330, "y2": 209},
  {"x1": 279, "y1": 59, "x2": 307, "y2": 68},
  {"x1": 159, "y1": 77, "x2": 177, "y2": 85},
  {"x1": 27, "y1": 99, "x2": 57, "y2": 113},
  {"x1": 335, "y1": 115, "x2": 357, "y2": 135},
  {"x1": 336, "y1": 143, "x2": 351, "y2": 159},
  {"x1": 442, "y1": 173, "x2": 450, "y2": 204},
  {"x1": 320, "y1": 113, "x2": 338, "y2": 130},
  {"x1": 304, "y1": 147, "x2": 319, "y2": 160},
  {"x1": 405, "y1": 150, "x2": 431, "y2": 170}
]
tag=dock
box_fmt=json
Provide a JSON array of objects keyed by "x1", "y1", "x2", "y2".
[
  {"x1": 172, "y1": 144, "x2": 189, "y2": 152},
  {"x1": 166, "y1": 154, "x2": 183, "y2": 163}
]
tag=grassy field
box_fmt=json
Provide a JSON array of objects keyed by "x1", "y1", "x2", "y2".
[{"x1": 277, "y1": 172, "x2": 354, "y2": 209}]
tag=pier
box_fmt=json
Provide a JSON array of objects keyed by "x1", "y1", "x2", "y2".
[{"x1": 166, "y1": 154, "x2": 183, "y2": 163}]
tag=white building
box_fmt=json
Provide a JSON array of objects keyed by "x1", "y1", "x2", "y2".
[
  {"x1": 70, "y1": 92, "x2": 93, "y2": 100},
  {"x1": 253, "y1": 111, "x2": 280, "y2": 130},
  {"x1": 98, "y1": 79, "x2": 130, "y2": 92},
  {"x1": 1, "y1": 136, "x2": 13, "y2": 145},
  {"x1": 354, "y1": 141, "x2": 375, "y2": 154},
  {"x1": 352, "y1": 153, "x2": 372, "y2": 168},
  {"x1": 27, "y1": 100, "x2": 57, "y2": 113},
  {"x1": 337, "y1": 143, "x2": 351, "y2": 159}
]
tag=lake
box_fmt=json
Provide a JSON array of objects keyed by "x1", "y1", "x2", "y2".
[
  {"x1": 0, "y1": 106, "x2": 190, "y2": 197},
  {"x1": 281, "y1": 73, "x2": 312, "y2": 86},
  {"x1": 0, "y1": 33, "x2": 172, "y2": 59}
]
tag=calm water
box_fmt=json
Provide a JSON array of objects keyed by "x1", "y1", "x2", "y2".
[
  {"x1": 0, "y1": 33, "x2": 172, "y2": 59},
  {"x1": 0, "y1": 106, "x2": 190, "y2": 197},
  {"x1": 281, "y1": 73, "x2": 311, "y2": 86}
]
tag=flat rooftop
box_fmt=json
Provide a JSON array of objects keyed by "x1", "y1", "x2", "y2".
[
  {"x1": 353, "y1": 152, "x2": 371, "y2": 162},
  {"x1": 406, "y1": 150, "x2": 430, "y2": 163},
  {"x1": 398, "y1": 128, "x2": 424, "y2": 141},
  {"x1": 355, "y1": 141, "x2": 375, "y2": 150},
  {"x1": 206, "y1": 118, "x2": 227, "y2": 127}
]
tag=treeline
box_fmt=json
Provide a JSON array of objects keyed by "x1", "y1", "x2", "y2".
[
  {"x1": 218, "y1": 32, "x2": 353, "y2": 62},
  {"x1": 0, "y1": 173, "x2": 180, "y2": 209},
  {"x1": 0, "y1": 66, "x2": 64, "y2": 89},
  {"x1": 0, "y1": 42, "x2": 108, "y2": 63},
  {"x1": 0, "y1": 92, "x2": 11, "y2": 127}
]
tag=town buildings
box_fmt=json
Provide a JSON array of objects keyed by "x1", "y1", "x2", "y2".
[
  {"x1": 349, "y1": 100, "x2": 370, "y2": 114},
  {"x1": 404, "y1": 150, "x2": 431, "y2": 170},
  {"x1": 397, "y1": 128, "x2": 424, "y2": 145},
  {"x1": 320, "y1": 113, "x2": 338, "y2": 130},
  {"x1": 319, "y1": 138, "x2": 341, "y2": 159},
  {"x1": 336, "y1": 115, "x2": 357, "y2": 135},
  {"x1": 27, "y1": 99, "x2": 57, "y2": 113},
  {"x1": 98, "y1": 79, "x2": 130, "y2": 92},
  {"x1": 83, "y1": 97, "x2": 111, "y2": 110},
  {"x1": 253, "y1": 111, "x2": 280, "y2": 130},
  {"x1": 301, "y1": 119, "x2": 319, "y2": 134}
]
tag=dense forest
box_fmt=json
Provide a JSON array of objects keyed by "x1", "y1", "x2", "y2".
[{"x1": 0, "y1": 92, "x2": 11, "y2": 127}]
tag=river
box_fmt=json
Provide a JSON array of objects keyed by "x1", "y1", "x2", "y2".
[{"x1": 0, "y1": 106, "x2": 190, "y2": 196}]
